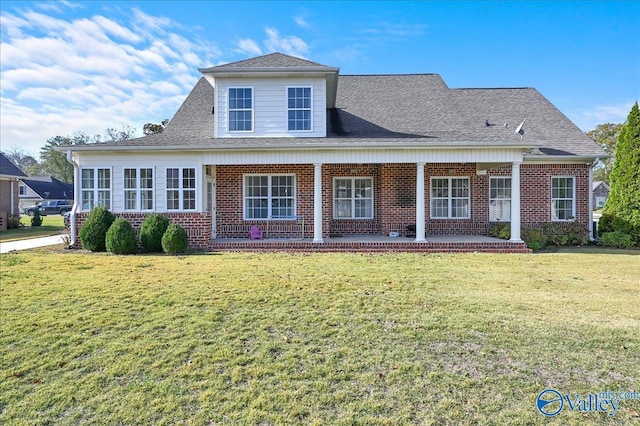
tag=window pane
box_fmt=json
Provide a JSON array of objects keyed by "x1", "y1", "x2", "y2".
[
  {"x1": 124, "y1": 168, "x2": 136, "y2": 189},
  {"x1": 124, "y1": 190, "x2": 136, "y2": 210},
  {"x1": 82, "y1": 191, "x2": 94, "y2": 210},
  {"x1": 167, "y1": 190, "x2": 179, "y2": 210},
  {"x1": 183, "y1": 168, "x2": 196, "y2": 189},
  {"x1": 141, "y1": 190, "x2": 153, "y2": 210},
  {"x1": 141, "y1": 169, "x2": 153, "y2": 189},
  {"x1": 98, "y1": 169, "x2": 110, "y2": 189},
  {"x1": 167, "y1": 168, "x2": 179, "y2": 189},
  {"x1": 335, "y1": 199, "x2": 352, "y2": 218},
  {"x1": 183, "y1": 190, "x2": 196, "y2": 210},
  {"x1": 81, "y1": 169, "x2": 94, "y2": 189}
]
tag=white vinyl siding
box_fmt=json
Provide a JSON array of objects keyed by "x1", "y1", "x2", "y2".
[
  {"x1": 333, "y1": 177, "x2": 374, "y2": 219},
  {"x1": 124, "y1": 168, "x2": 154, "y2": 211},
  {"x1": 81, "y1": 168, "x2": 111, "y2": 211},
  {"x1": 215, "y1": 78, "x2": 326, "y2": 137},
  {"x1": 489, "y1": 177, "x2": 511, "y2": 221},
  {"x1": 166, "y1": 167, "x2": 197, "y2": 211},
  {"x1": 551, "y1": 176, "x2": 575, "y2": 221},
  {"x1": 244, "y1": 174, "x2": 296, "y2": 220},
  {"x1": 430, "y1": 177, "x2": 470, "y2": 219}
]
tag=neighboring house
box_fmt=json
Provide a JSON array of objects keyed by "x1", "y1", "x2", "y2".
[
  {"x1": 18, "y1": 176, "x2": 74, "y2": 211},
  {"x1": 592, "y1": 180, "x2": 610, "y2": 209},
  {"x1": 62, "y1": 52, "x2": 607, "y2": 250},
  {"x1": 0, "y1": 153, "x2": 27, "y2": 230}
]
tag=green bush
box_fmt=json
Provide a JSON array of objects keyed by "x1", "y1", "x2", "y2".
[
  {"x1": 542, "y1": 222, "x2": 589, "y2": 246},
  {"x1": 8, "y1": 215, "x2": 22, "y2": 229},
  {"x1": 522, "y1": 228, "x2": 548, "y2": 251},
  {"x1": 31, "y1": 208, "x2": 42, "y2": 227},
  {"x1": 140, "y1": 214, "x2": 170, "y2": 252},
  {"x1": 106, "y1": 218, "x2": 138, "y2": 255},
  {"x1": 600, "y1": 231, "x2": 635, "y2": 249},
  {"x1": 161, "y1": 223, "x2": 189, "y2": 254},
  {"x1": 488, "y1": 222, "x2": 510, "y2": 240},
  {"x1": 79, "y1": 206, "x2": 115, "y2": 252},
  {"x1": 598, "y1": 213, "x2": 615, "y2": 236}
]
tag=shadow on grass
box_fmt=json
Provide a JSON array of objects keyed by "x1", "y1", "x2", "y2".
[{"x1": 536, "y1": 245, "x2": 640, "y2": 255}]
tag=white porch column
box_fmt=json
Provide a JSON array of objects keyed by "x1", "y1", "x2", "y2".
[
  {"x1": 313, "y1": 163, "x2": 324, "y2": 243},
  {"x1": 510, "y1": 162, "x2": 522, "y2": 241},
  {"x1": 415, "y1": 162, "x2": 426, "y2": 242}
]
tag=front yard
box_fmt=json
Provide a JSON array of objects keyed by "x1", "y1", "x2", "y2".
[
  {"x1": 1, "y1": 250, "x2": 638, "y2": 424},
  {"x1": 0, "y1": 215, "x2": 65, "y2": 242}
]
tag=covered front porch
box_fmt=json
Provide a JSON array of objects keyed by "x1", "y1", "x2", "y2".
[{"x1": 208, "y1": 234, "x2": 530, "y2": 253}]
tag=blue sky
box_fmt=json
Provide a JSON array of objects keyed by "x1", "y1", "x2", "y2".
[{"x1": 1, "y1": 0, "x2": 638, "y2": 157}]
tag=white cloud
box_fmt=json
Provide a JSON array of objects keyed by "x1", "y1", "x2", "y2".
[
  {"x1": 572, "y1": 102, "x2": 634, "y2": 131},
  {"x1": 0, "y1": 4, "x2": 222, "y2": 156},
  {"x1": 236, "y1": 38, "x2": 263, "y2": 56},
  {"x1": 294, "y1": 15, "x2": 311, "y2": 29},
  {"x1": 264, "y1": 27, "x2": 308, "y2": 58}
]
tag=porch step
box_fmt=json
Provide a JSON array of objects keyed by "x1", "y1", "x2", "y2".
[{"x1": 208, "y1": 239, "x2": 531, "y2": 253}]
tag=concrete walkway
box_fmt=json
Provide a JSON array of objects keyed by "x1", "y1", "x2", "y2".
[{"x1": 0, "y1": 234, "x2": 67, "y2": 254}]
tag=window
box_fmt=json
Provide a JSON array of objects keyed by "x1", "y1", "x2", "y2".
[
  {"x1": 333, "y1": 177, "x2": 374, "y2": 219},
  {"x1": 166, "y1": 168, "x2": 196, "y2": 210},
  {"x1": 430, "y1": 177, "x2": 470, "y2": 219},
  {"x1": 288, "y1": 87, "x2": 312, "y2": 131},
  {"x1": 244, "y1": 175, "x2": 295, "y2": 219},
  {"x1": 81, "y1": 168, "x2": 111, "y2": 210},
  {"x1": 19, "y1": 185, "x2": 26, "y2": 196},
  {"x1": 489, "y1": 177, "x2": 511, "y2": 221},
  {"x1": 124, "y1": 168, "x2": 153, "y2": 211},
  {"x1": 228, "y1": 87, "x2": 253, "y2": 132},
  {"x1": 551, "y1": 177, "x2": 575, "y2": 221}
]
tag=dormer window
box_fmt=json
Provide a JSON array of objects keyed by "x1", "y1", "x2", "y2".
[
  {"x1": 287, "y1": 87, "x2": 312, "y2": 131},
  {"x1": 229, "y1": 87, "x2": 253, "y2": 132}
]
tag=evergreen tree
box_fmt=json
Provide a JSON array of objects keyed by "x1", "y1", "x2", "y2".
[{"x1": 605, "y1": 102, "x2": 640, "y2": 235}]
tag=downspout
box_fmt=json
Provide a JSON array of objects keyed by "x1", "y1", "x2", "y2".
[
  {"x1": 66, "y1": 150, "x2": 80, "y2": 246},
  {"x1": 588, "y1": 158, "x2": 598, "y2": 241},
  {"x1": 10, "y1": 179, "x2": 15, "y2": 216}
]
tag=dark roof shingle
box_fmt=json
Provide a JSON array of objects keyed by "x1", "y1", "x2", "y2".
[{"x1": 0, "y1": 153, "x2": 27, "y2": 177}]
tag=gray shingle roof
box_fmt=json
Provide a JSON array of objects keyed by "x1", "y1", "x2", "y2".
[
  {"x1": 21, "y1": 176, "x2": 74, "y2": 199},
  {"x1": 199, "y1": 52, "x2": 336, "y2": 72},
  {"x1": 0, "y1": 153, "x2": 27, "y2": 177},
  {"x1": 72, "y1": 55, "x2": 606, "y2": 159}
]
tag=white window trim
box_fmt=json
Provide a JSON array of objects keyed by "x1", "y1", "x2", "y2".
[
  {"x1": 123, "y1": 167, "x2": 154, "y2": 212},
  {"x1": 243, "y1": 174, "x2": 296, "y2": 220},
  {"x1": 489, "y1": 176, "x2": 512, "y2": 222},
  {"x1": 286, "y1": 86, "x2": 313, "y2": 133},
  {"x1": 430, "y1": 176, "x2": 471, "y2": 219},
  {"x1": 165, "y1": 167, "x2": 197, "y2": 211},
  {"x1": 228, "y1": 86, "x2": 254, "y2": 133},
  {"x1": 551, "y1": 175, "x2": 576, "y2": 221},
  {"x1": 80, "y1": 167, "x2": 112, "y2": 211},
  {"x1": 333, "y1": 177, "x2": 374, "y2": 220}
]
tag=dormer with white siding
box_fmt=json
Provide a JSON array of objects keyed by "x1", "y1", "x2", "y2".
[{"x1": 199, "y1": 53, "x2": 339, "y2": 138}]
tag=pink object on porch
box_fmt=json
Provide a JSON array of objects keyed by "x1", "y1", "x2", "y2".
[{"x1": 249, "y1": 225, "x2": 263, "y2": 240}]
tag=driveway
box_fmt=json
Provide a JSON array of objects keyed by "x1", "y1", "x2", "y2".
[{"x1": 0, "y1": 235, "x2": 67, "y2": 254}]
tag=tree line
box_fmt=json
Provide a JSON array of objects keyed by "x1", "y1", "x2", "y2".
[{"x1": 2, "y1": 120, "x2": 168, "y2": 183}]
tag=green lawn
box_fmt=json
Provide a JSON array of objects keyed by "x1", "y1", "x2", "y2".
[
  {"x1": 0, "y1": 215, "x2": 65, "y2": 242},
  {"x1": 1, "y1": 250, "x2": 638, "y2": 424}
]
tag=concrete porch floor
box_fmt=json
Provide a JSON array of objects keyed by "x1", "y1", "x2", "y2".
[{"x1": 208, "y1": 235, "x2": 530, "y2": 253}]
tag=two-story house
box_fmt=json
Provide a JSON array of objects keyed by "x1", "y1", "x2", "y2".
[{"x1": 62, "y1": 53, "x2": 606, "y2": 252}]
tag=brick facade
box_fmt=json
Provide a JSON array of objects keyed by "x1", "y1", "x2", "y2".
[
  {"x1": 214, "y1": 162, "x2": 591, "y2": 239},
  {"x1": 71, "y1": 162, "x2": 590, "y2": 249}
]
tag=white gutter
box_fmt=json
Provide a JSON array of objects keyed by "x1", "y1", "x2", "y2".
[{"x1": 66, "y1": 150, "x2": 80, "y2": 246}]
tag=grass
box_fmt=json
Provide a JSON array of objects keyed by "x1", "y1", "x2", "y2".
[
  {"x1": 0, "y1": 215, "x2": 65, "y2": 242},
  {"x1": 1, "y1": 249, "x2": 639, "y2": 424}
]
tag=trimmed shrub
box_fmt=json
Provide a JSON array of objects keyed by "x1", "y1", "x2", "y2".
[
  {"x1": 140, "y1": 214, "x2": 170, "y2": 252},
  {"x1": 488, "y1": 222, "x2": 510, "y2": 240},
  {"x1": 161, "y1": 223, "x2": 189, "y2": 254},
  {"x1": 600, "y1": 231, "x2": 634, "y2": 249},
  {"x1": 522, "y1": 228, "x2": 548, "y2": 251},
  {"x1": 31, "y1": 208, "x2": 42, "y2": 227},
  {"x1": 79, "y1": 206, "x2": 115, "y2": 252},
  {"x1": 106, "y1": 218, "x2": 138, "y2": 255}
]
